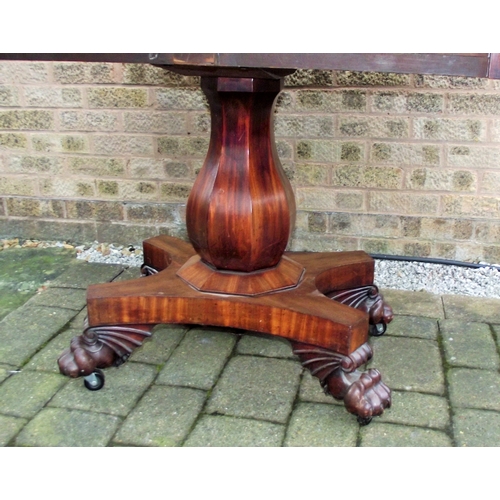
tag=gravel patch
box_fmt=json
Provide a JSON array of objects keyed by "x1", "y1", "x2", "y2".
[{"x1": 3, "y1": 239, "x2": 500, "y2": 299}]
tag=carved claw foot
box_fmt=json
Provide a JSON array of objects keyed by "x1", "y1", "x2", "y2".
[
  {"x1": 328, "y1": 285, "x2": 394, "y2": 336},
  {"x1": 292, "y1": 342, "x2": 391, "y2": 423},
  {"x1": 58, "y1": 319, "x2": 153, "y2": 378}
]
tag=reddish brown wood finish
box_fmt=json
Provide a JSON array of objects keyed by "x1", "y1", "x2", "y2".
[{"x1": 186, "y1": 76, "x2": 295, "y2": 273}]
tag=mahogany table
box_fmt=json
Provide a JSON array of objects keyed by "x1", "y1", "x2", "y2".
[{"x1": 3, "y1": 54, "x2": 500, "y2": 424}]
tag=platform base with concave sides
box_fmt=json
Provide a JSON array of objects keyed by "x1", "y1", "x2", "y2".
[{"x1": 58, "y1": 235, "x2": 393, "y2": 423}]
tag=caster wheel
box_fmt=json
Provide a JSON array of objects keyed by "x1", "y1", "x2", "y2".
[
  {"x1": 357, "y1": 416, "x2": 372, "y2": 426},
  {"x1": 369, "y1": 322, "x2": 386, "y2": 337},
  {"x1": 83, "y1": 369, "x2": 105, "y2": 391}
]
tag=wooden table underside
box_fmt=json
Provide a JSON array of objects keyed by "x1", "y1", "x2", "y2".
[{"x1": 4, "y1": 53, "x2": 499, "y2": 423}]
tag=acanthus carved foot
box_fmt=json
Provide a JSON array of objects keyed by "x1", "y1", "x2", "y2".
[
  {"x1": 292, "y1": 341, "x2": 391, "y2": 424},
  {"x1": 328, "y1": 285, "x2": 394, "y2": 336},
  {"x1": 58, "y1": 319, "x2": 153, "y2": 378}
]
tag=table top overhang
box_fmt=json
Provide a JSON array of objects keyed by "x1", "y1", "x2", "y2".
[{"x1": 1, "y1": 53, "x2": 500, "y2": 79}]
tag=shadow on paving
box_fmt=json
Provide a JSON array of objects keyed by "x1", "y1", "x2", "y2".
[{"x1": 1, "y1": 246, "x2": 500, "y2": 447}]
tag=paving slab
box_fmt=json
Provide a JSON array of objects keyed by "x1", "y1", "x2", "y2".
[
  {"x1": 379, "y1": 289, "x2": 444, "y2": 319},
  {"x1": 206, "y1": 355, "x2": 302, "y2": 424},
  {"x1": 24, "y1": 328, "x2": 77, "y2": 373},
  {"x1": 369, "y1": 336, "x2": 445, "y2": 394},
  {"x1": 48, "y1": 361, "x2": 157, "y2": 417},
  {"x1": 298, "y1": 370, "x2": 343, "y2": 405},
  {"x1": 283, "y1": 402, "x2": 358, "y2": 446},
  {"x1": 442, "y1": 295, "x2": 500, "y2": 324},
  {"x1": 386, "y1": 315, "x2": 439, "y2": 340},
  {"x1": 15, "y1": 407, "x2": 121, "y2": 447},
  {"x1": 377, "y1": 390, "x2": 450, "y2": 429},
  {"x1": 113, "y1": 385, "x2": 206, "y2": 446},
  {"x1": 24, "y1": 287, "x2": 87, "y2": 311},
  {"x1": 0, "y1": 414, "x2": 27, "y2": 446},
  {"x1": 440, "y1": 320, "x2": 499, "y2": 370},
  {"x1": 0, "y1": 247, "x2": 76, "y2": 321},
  {"x1": 359, "y1": 422, "x2": 453, "y2": 447},
  {"x1": 0, "y1": 363, "x2": 15, "y2": 384},
  {"x1": 0, "y1": 370, "x2": 67, "y2": 418},
  {"x1": 129, "y1": 324, "x2": 187, "y2": 366},
  {"x1": 448, "y1": 368, "x2": 500, "y2": 411},
  {"x1": 453, "y1": 408, "x2": 500, "y2": 447},
  {"x1": 157, "y1": 327, "x2": 237, "y2": 390},
  {"x1": 50, "y1": 260, "x2": 124, "y2": 288},
  {"x1": 0, "y1": 305, "x2": 78, "y2": 366},
  {"x1": 236, "y1": 332, "x2": 296, "y2": 359},
  {"x1": 183, "y1": 415, "x2": 286, "y2": 447}
]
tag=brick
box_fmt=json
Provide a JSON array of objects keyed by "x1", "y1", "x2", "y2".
[
  {"x1": 406, "y1": 168, "x2": 476, "y2": 191},
  {"x1": 369, "y1": 336, "x2": 445, "y2": 394},
  {"x1": 377, "y1": 390, "x2": 450, "y2": 429},
  {"x1": 123, "y1": 111, "x2": 187, "y2": 134},
  {"x1": 159, "y1": 182, "x2": 192, "y2": 201},
  {"x1": 374, "y1": 91, "x2": 444, "y2": 113},
  {"x1": 296, "y1": 140, "x2": 336, "y2": 162},
  {"x1": 360, "y1": 423, "x2": 452, "y2": 447},
  {"x1": 274, "y1": 115, "x2": 334, "y2": 138},
  {"x1": 53, "y1": 62, "x2": 115, "y2": 84},
  {"x1": 419, "y1": 218, "x2": 453, "y2": 240},
  {"x1": 68, "y1": 157, "x2": 125, "y2": 177},
  {"x1": 87, "y1": 87, "x2": 148, "y2": 108},
  {"x1": 7, "y1": 155, "x2": 63, "y2": 175},
  {"x1": 296, "y1": 187, "x2": 364, "y2": 211},
  {"x1": 157, "y1": 327, "x2": 237, "y2": 390},
  {"x1": 0, "y1": 85, "x2": 20, "y2": 106},
  {"x1": 293, "y1": 163, "x2": 330, "y2": 185},
  {"x1": 332, "y1": 165, "x2": 403, "y2": 189},
  {"x1": 448, "y1": 368, "x2": 500, "y2": 411},
  {"x1": 484, "y1": 245, "x2": 500, "y2": 264},
  {"x1": 0, "y1": 110, "x2": 53, "y2": 130},
  {"x1": 122, "y1": 64, "x2": 198, "y2": 86},
  {"x1": 453, "y1": 409, "x2": 500, "y2": 447},
  {"x1": 155, "y1": 88, "x2": 208, "y2": 110},
  {"x1": 24, "y1": 87, "x2": 82, "y2": 108},
  {"x1": 449, "y1": 93, "x2": 500, "y2": 114},
  {"x1": 66, "y1": 200, "x2": 124, "y2": 221},
  {"x1": 440, "y1": 320, "x2": 498, "y2": 370},
  {"x1": 15, "y1": 408, "x2": 120, "y2": 447},
  {"x1": 413, "y1": 117, "x2": 486, "y2": 141},
  {"x1": 32, "y1": 134, "x2": 89, "y2": 153},
  {"x1": 0, "y1": 62, "x2": 49, "y2": 84},
  {"x1": 6, "y1": 198, "x2": 64, "y2": 218},
  {"x1": 49, "y1": 362, "x2": 157, "y2": 417},
  {"x1": 475, "y1": 221, "x2": 500, "y2": 243},
  {"x1": 442, "y1": 194, "x2": 500, "y2": 218},
  {"x1": 93, "y1": 134, "x2": 154, "y2": 155},
  {"x1": 338, "y1": 116, "x2": 409, "y2": 139},
  {"x1": 0, "y1": 176, "x2": 36, "y2": 196},
  {"x1": 125, "y1": 202, "x2": 177, "y2": 223},
  {"x1": 60, "y1": 110, "x2": 119, "y2": 132},
  {"x1": 40, "y1": 178, "x2": 95, "y2": 198},
  {"x1": 113, "y1": 385, "x2": 206, "y2": 446},
  {"x1": 284, "y1": 403, "x2": 358, "y2": 447},
  {"x1": 337, "y1": 71, "x2": 410, "y2": 86},
  {"x1": 184, "y1": 415, "x2": 285, "y2": 447},
  {"x1": 206, "y1": 356, "x2": 302, "y2": 423},
  {"x1": 0, "y1": 415, "x2": 27, "y2": 446},
  {"x1": 0, "y1": 371, "x2": 67, "y2": 418},
  {"x1": 480, "y1": 171, "x2": 500, "y2": 193},
  {"x1": 191, "y1": 112, "x2": 211, "y2": 134},
  {"x1": 371, "y1": 142, "x2": 440, "y2": 165},
  {"x1": 118, "y1": 180, "x2": 159, "y2": 201},
  {"x1": 96, "y1": 222, "x2": 157, "y2": 245},
  {"x1": 0, "y1": 133, "x2": 28, "y2": 149},
  {"x1": 295, "y1": 89, "x2": 366, "y2": 112},
  {"x1": 446, "y1": 145, "x2": 500, "y2": 169},
  {"x1": 157, "y1": 136, "x2": 209, "y2": 157},
  {"x1": 307, "y1": 212, "x2": 327, "y2": 232},
  {"x1": 415, "y1": 74, "x2": 488, "y2": 89},
  {"x1": 284, "y1": 69, "x2": 334, "y2": 87},
  {"x1": 369, "y1": 192, "x2": 439, "y2": 215},
  {"x1": 128, "y1": 158, "x2": 167, "y2": 179},
  {"x1": 403, "y1": 241, "x2": 432, "y2": 257}
]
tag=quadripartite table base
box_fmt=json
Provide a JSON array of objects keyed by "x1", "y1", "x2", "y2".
[{"x1": 58, "y1": 235, "x2": 393, "y2": 424}]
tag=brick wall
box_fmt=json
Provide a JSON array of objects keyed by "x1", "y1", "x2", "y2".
[{"x1": 0, "y1": 61, "x2": 499, "y2": 264}]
